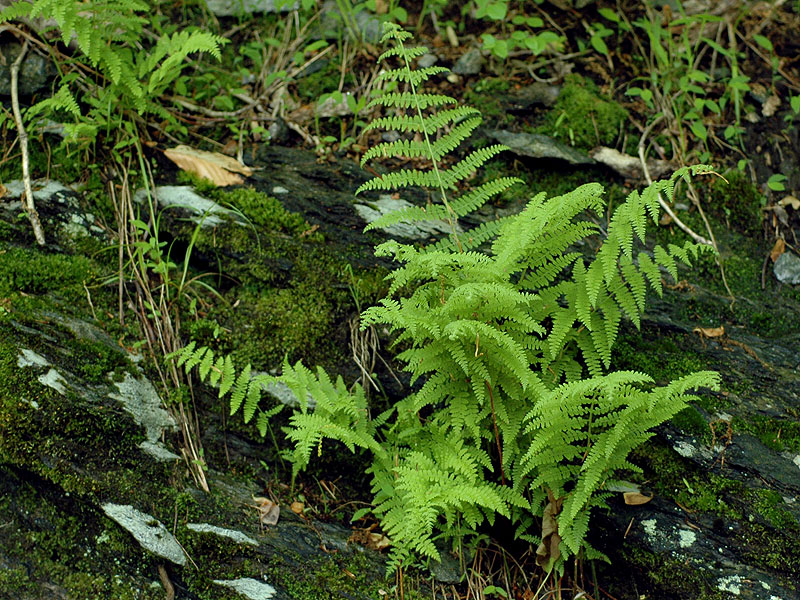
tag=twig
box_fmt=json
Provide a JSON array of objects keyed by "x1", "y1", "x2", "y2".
[
  {"x1": 637, "y1": 123, "x2": 712, "y2": 247},
  {"x1": 10, "y1": 40, "x2": 46, "y2": 245}
]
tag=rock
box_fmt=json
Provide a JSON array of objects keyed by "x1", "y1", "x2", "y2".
[
  {"x1": 202, "y1": 0, "x2": 296, "y2": 17},
  {"x1": 108, "y1": 373, "x2": 180, "y2": 461},
  {"x1": 505, "y1": 82, "x2": 561, "y2": 109},
  {"x1": 489, "y1": 130, "x2": 594, "y2": 165},
  {"x1": 417, "y1": 53, "x2": 439, "y2": 68},
  {"x1": 591, "y1": 146, "x2": 674, "y2": 181},
  {"x1": 774, "y1": 252, "x2": 800, "y2": 284},
  {"x1": 134, "y1": 186, "x2": 246, "y2": 228},
  {"x1": 101, "y1": 503, "x2": 186, "y2": 566},
  {"x1": 0, "y1": 41, "x2": 54, "y2": 96},
  {"x1": 452, "y1": 47, "x2": 485, "y2": 75},
  {"x1": 213, "y1": 577, "x2": 277, "y2": 599},
  {"x1": 187, "y1": 523, "x2": 259, "y2": 546},
  {"x1": 354, "y1": 195, "x2": 460, "y2": 240},
  {"x1": 318, "y1": 0, "x2": 381, "y2": 43}
]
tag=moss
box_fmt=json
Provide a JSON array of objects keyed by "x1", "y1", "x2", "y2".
[
  {"x1": 207, "y1": 186, "x2": 322, "y2": 240},
  {"x1": 0, "y1": 465, "x2": 163, "y2": 600},
  {"x1": 752, "y1": 489, "x2": 799, "y2": 530},
  {"x1": 0, "y1": 245, "x2": 93, "y2": 298},
  {"x1": 706, "y1": 170, "x2": 764, "y2": 236},
  {"x1": 616, "y1": 548, "x2": 727, "y2": 600},
  {"x1": 295, "y1": 60, "x2": 355, "y2": 101},
  {"x1": 731, "y1": 415, "x2": 800, "y2": 453},
  {"x1": 464, "y1": 77, "x2": 512, "y2": 122},
  {"x1": 537, "y1": 74, "x2": 628, "y2": 150},
  {"x1": 737, "y1": 522, "x2": 800, "y2": 573}
]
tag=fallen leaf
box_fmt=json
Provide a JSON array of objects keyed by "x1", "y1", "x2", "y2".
[
  {"x1": 624, "y1": 491, "x2": 654, "y2": 505},
  {"x1": 535, "y1": 489, "x2": 563, "y2": 571},
  {"x1": 366, "y1": 532, "x2": 391, "y2": 551},
  {"x1": 779, "y1": 195, "x2": 800, "y2": 210},
  {"x1": 0, "y1": 183, "x2": 6, "y2": 198},
  {"x1": 693, "y1": 326, "x2": 724, "y2": 338},
  {"x1": 290, "y1": 501, "x2": 304, "y2": 515},
  {"x1": 770, "y1": 238, "x2": 786, "y2": 262},
  {"x1": 252, "y1": 496, "x2": 280, "y2": 526},
  {"x1": 762, "y1": 95, "x2": 780, "y2": 117},
  {"x1": 163, "y1": 145, "x2": 254, "y2": 187}
]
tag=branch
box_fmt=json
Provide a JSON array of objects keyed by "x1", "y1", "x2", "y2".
[{"x1": 10, "y1": 40, "x2": 46, "y2": 245}]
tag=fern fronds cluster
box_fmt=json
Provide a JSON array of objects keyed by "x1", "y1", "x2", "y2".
[
  {"x1": 356, "y1": 22, "x2": 523, "y2": 252},
  {"x1": 1, "y1": 0, "x2": 224, "y2": 144},
  {"x1": 174, "y1": 22, "x2": 721, "y2": 577}
]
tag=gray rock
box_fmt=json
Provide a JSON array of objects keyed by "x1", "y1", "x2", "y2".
[
  {"x1": 507, "y1": 82, "x2": 561, "y2": 109},
  {"x1": 417, "y1": 53, "x2": 439, "y2": 68},
  {"x1": 354, "y1": 195, "x2": 460, "y2": 240},
  {"x1": 17, "y1": 348, "x2": 50, "y2": 368},
  {"x1": 0, "y1": 41, "x2": 54, "y2": 96},
  {"x1": 3, "y1": 179, "x2": 71, "y2": 202},
  {"x1": 101, "y1": 503, "x2": 186, "y2": 566},
  {"x1": 319, "y1": 0, "x2": 381, "y2": 43},
  {"x1": 489, "y1": 130, "x2": 594, "y2": 165},
  {"x1": 108, "y1": 373, "x2": 180, "y2": 461},
  {"x1": 452, "y1": 48, "x2": 485, "y2": 75},
  {"x1": 187, "y1": 523, "x2": 258, "y2": 546},
  {"x1": 213, "y1": 577, "x2": 277, "y2": 599},
  {"x1": 134, "y1": 186, "x2": 246, "y2": 228},
  {"x1": 774, "y1": 251, "x2": 800, "y2": 284},
  {"x1": 202, "y1": 0, "x2": 296, "y2": 17}
]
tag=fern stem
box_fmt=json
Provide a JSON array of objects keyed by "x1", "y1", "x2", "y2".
[
  {"x1": 395, "y1": 35, "x2": 463, "y2": 252},
  {"x1": 485, "y1": 380, "x2": 506, "y2": 485}
]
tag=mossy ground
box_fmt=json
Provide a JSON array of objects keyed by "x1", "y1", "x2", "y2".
[{"x1": 534, "y1": 73, "x2": 628, "y2": 151}]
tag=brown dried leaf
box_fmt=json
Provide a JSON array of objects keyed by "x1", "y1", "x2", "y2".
[
  {"x1": 366, "y1": 532, "x2": 391, "y2": 551},
  {"x1": 770, "y1": 238, "x2": 786, "y2": 263},
  {"x1": 163, "y1": 144, "x2": 253, "y2": 187},
  {"x1": 290, "y1": 501, "x2": 304, "y2": 515},
  {"x1": 762, "y1": 95, "x2": 780, "y2": 117},
  {"x1": 693, "y1": 326, "x2": 725, "y2": 338},
  {"x1": 535, "y1": 490, "x2": 563, "y2": 570},
  {"x1": 252, "y1": 496, "x2": 280, "y2": 526},
  {"x1": 623, "y1": 491, "x2": 654, "y2": 505},
  {"x1": 779, "y1": 195, "x2": 800, "y2": 211}
]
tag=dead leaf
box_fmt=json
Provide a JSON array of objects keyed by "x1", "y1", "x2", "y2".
[
  {"x1": 693, "y1": 326, "x2": 725, "y2": 338},
  {"x1": 623, "y1": 491, "x2": 654, "y2": 505},
  {"x1": 779, "y1": 195, "x2": 800, "y2": 211},
  {"x1": 0, "y1": 183, "x2": 6, "y2": 198},
  {"x1": 252, "y1": 496, "x2": 280, "y2": 526},
  {"x1": 535, "y1": 489, "x2": 563, "y2": 570},
  {"x1": 366, "y1": 532, "x2": 391, "y2": 551},
  {"x1": 762, "y1": 95, "x2": 780, "y2": 117},
  {"x1": 290, "y1": 501, "x2": 304, "y2": 515},
  {"x1": 163, "y1": 144, "x2": 254, "y2": 187},
  {"x1": 770, "y1": 238, "x2": 786, "y2": 262}
]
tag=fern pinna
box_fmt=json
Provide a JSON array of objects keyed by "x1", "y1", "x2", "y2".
[{"x1": 174, "y1": 23, "x2": 720, "y2": 576}]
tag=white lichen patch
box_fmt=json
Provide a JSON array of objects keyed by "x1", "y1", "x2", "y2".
[
  {"x1": 101, "y1": 503, "x2": 186, "y2": 566},
  {"x1": 17, "y1": 348, "x2": 50, "y2": 368},
  {"x1": 134, "y1": 186, "x2": 245, "y2": 228},
  {"x1": 108, "y1": 373, "x2": 179, "y2": 461},
  {"x1": 717, "y1": 575, "x2": 743, "y2": 594},
  {"x1": 678, "y1": 528, "x2": 696, "y2": 548},
  {"x1": 213, "y1": 578, "x2": 276, "y2": 600},
  {"x1": 38, "y1": 368, "x2": 67, "y2": 394},
  {"x1": 641, "y1": 518, "x2": 658, "y2": 537},
  {"x1": 355, "y1": 195, "x2": 460, "y2": 240},
  {"x1": 672, "y1": 440, "x2": 697, "y2": 458},
  {"x1": 187, "y1": 523, "x2": 258, "y2": 546}
]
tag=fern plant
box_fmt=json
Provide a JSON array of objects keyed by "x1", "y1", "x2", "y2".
[
  {"x1": 174, "y1": 22, "x2": 720, "y2": 576},
  {"x1": 1, "y1": 0, "x2": 224, "y2": 147}
]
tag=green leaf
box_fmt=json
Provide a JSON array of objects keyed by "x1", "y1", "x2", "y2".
[
  {"x1": 753, "y1": 34, "x2": 773, "y2": 53},
  {"x1": 598, "y1": 8, "x2": 620, "y2": 22},
  {"x1": 767, "y1": 173, "x2": 787, "y2": 191}
]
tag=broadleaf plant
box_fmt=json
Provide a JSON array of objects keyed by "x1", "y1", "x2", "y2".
[{"x1": 174, "y1": 22, "x2": 720, "y2": 576}]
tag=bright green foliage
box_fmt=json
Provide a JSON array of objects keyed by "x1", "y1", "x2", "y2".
[
  {"x1": 174, "y1": 23, "x2": 720, "y2": 576},
  {"x1": 1, "y1": 0, "x2": 224, "y2": 145}
]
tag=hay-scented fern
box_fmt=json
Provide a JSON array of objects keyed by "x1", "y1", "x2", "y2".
[{"x1": 174, "y1": 23, "x2": 720, "y2": 575}]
